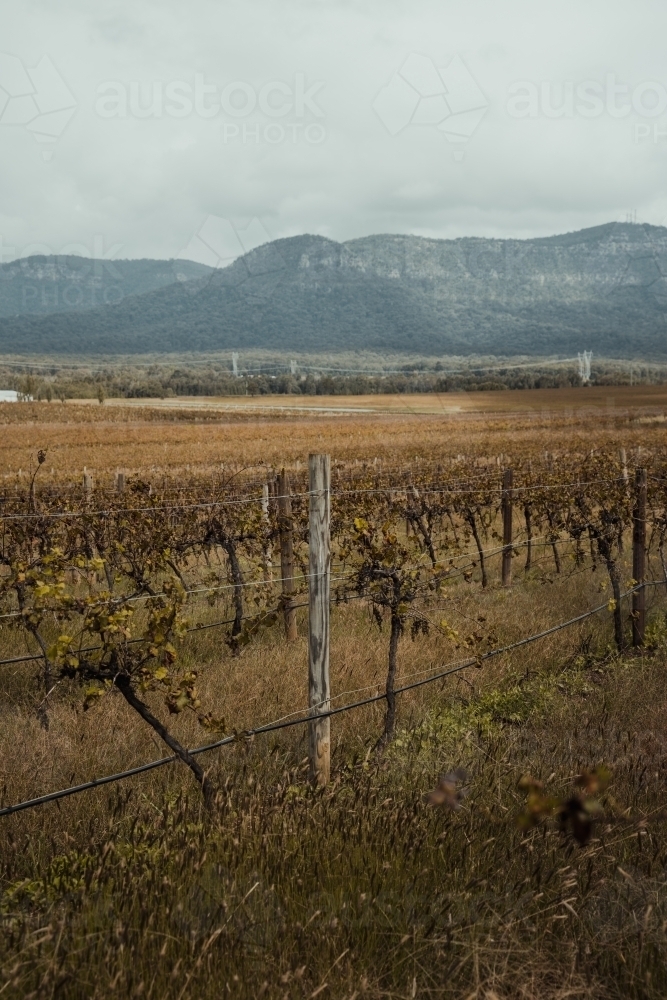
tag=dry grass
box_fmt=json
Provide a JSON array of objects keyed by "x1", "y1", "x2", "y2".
[
  {"x1": 0, "y1": 544, "x2": 608, "y2": 805},
  {"x1": 2, "y1": 534, "x2": 667, "y2": 997}
]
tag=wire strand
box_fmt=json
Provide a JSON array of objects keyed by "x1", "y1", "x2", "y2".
[
  {"x1": 0, "y1": 476, "x2": 630, "y2": 520},
  {"x1": 1, "y1": 579, "x2": 658, "y2": 819}
]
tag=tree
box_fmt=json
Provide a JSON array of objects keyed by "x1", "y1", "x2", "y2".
[{"x1": 18, "y1": 374, "x2": 40, "y2": 401}]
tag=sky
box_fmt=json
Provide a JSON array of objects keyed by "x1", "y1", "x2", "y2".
[{"x1": 2, "y1": 0, "x2": 667, "y2": 265}]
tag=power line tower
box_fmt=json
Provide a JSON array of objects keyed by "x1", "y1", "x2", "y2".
[
  {"x1": 232, "y1": 352, "x2": 239, "y2": 377},
  {"x1": 577, "y1": 351, "x2": 592, "y2": 384}
]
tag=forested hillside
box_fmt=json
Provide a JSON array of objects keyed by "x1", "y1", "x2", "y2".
[{"x1": 1, "y1": 223, "x2": 665, "y2": 357}]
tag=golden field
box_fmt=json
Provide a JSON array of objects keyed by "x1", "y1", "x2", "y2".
[{"x1": 0, "y1": 383, "x2": 665, "y2": 479}]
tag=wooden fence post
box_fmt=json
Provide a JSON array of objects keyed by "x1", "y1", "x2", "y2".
[
  {"x1": 618, "y1": 449, "x2": 629, "y2": 554},
  {"x1": 276, "y1": 470, "x2": 297, "y2": 641},
  {"x1": 83, "y1": 469, "x2": 93, "y2": 495},
  {"x1": 502, "y1": 468, "x2": 513, "y2": 587},
  {"x1": 308, "y1": 453, "x2": 330, "y2": 786},
  {"x1": 115, "y1": 470, "x2": 126, "y2": 493},
  {"x1": 261, "y1": 482, "x2": 273, "y2": 583},
  {"x1": 632, "y1": 467, "x2": 647, "y2": 647}
]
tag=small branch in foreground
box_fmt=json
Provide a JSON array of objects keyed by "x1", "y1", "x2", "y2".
[{"x1": 115, "y1": 674, "x2": 215, "y2": 807}]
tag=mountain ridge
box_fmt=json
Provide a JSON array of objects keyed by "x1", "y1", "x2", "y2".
[
  {"x1": 1, "y1": 222, "x2": 666, "y2": 357},
  {"x1": 0, "y1": 256, "x2": 213, "y2": 319}
]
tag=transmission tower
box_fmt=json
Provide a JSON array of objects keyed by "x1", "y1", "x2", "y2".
[{"x1": 577, "y1": 351, "x2": 592, "y2": 383}]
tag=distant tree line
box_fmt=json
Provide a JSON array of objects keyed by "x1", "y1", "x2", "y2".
[{"x1": 1, "y1": 360, "x2": 663, "y2": 402}]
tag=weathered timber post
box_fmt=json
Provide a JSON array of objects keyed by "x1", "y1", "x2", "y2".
[
  {"x1": 523, "y1": 461, "x2": 533, "y2": 573},
  {"x1": 632, "y1": 467, "x2": 647, "y2": 647},
  {"x1": 308, "y1": 453, "x2": 330, "y2": 786},
  {"x1": 618, "y1": 448, "x2": 629, "y2": 553},
  {"x1": 660, "y1": 542, "x2": 667, "y2": 596},
  {"x1": 261, "y1": 482, "x2": 273, "y2": 583},
  {"x1": 115, "y1": 470, "x2": 126, "y2": 493},
  {"x1": 501, "y1": 468, "x2": 513, "y2": 587},
  {"x1": 276, "y1": 469, "x2": 297, "y2": 641}
]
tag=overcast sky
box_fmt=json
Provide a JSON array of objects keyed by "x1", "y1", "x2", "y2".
[{"x1": 2, "y1": 0, "x2": 667, "y2": 264}]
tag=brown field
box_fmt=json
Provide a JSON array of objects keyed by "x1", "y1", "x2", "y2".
[
  {"x1": 0, "y1": 383, "x2": 666, "y2": 478},
  {"x1": 2, "y1": 385, "x2": 667, "y2": 999},
  {"x1": 81, "y1": 384, "x2": 667, "y2": 414}
]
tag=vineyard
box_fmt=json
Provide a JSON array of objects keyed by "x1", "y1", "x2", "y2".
[{"x1": 3, "y1": 423, "x2": 667, "y2": 998}]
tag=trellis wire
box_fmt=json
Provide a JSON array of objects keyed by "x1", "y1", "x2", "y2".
[
  {"x1": 0, "y1": 580, "x2": 660, "y2": 819},
  {"x1": 0, "y1": 475, "x2": 633, "y2": 520}
]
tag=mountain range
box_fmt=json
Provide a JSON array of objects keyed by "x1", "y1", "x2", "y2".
[
  {"x1": 1, "y1": 222, "x2": 666, "y2": 358},
  {"x1": 0, "y1": 256, "x2": 212, "y2": 319}
]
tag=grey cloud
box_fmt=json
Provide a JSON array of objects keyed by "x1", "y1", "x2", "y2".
[{"x1": 1, "y1": 0, "x2": 667, "y2": 262}]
